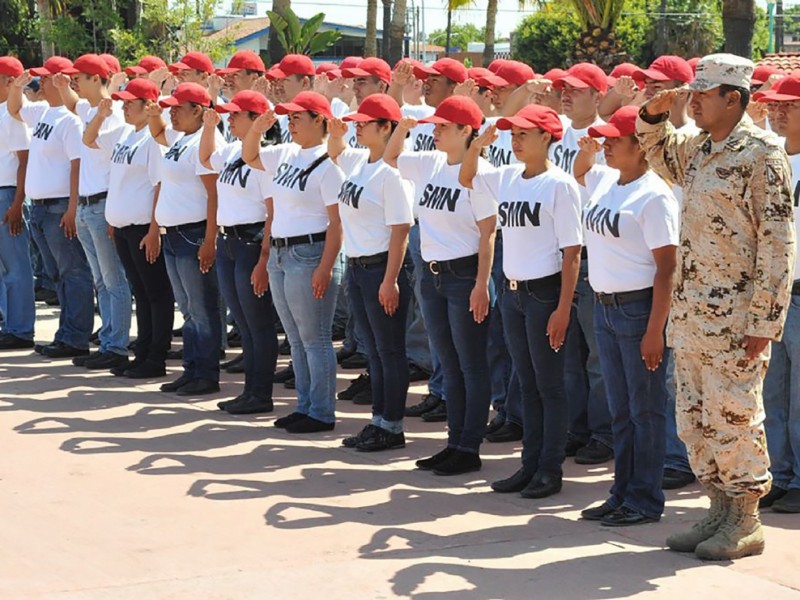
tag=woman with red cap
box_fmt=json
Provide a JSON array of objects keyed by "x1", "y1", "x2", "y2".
[
  {"x1": 460, "y1": 103, "x2": 583, "y2": 499},
  {"x1": 574, "y1": 105, "x2": 679, "y2": 527},
  {"x1": 82, "y1": 78, "x2": 173, "y2": 378},
  {"x1": 384, "y1": 95, "x2": 498, "y2": 476},
  {"x1": 197, "y1": 90, "x2": 279, "y2": 416},
  {"x1": 242, "y1": 91, "x2": 345, "y2": 434},
  {"x1": 147, "y1": 82, "x2": 223, "y2": 397},
  {"x1": 327, "y1": 94, "x2": 415, "y2": 452}
]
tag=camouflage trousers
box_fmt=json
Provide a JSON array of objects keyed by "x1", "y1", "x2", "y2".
[{"x1": 673, "y1": 348, "x2": 772, "y2": 497}]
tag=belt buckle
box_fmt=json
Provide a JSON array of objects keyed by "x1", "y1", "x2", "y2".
[
  {"x1": 509, "y1": 280, "x2": 518, "y2": 291},
  {"x1": 429, "y1": 261, "x2": 440, "y2": 275},
  {"x1": 158, "y1": 227, "x2": 166, "y2": 235}
]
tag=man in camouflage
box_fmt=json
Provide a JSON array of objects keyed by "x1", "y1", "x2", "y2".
[{"x1": 636, "y1": 53, "x2": 796, "y2": 560}]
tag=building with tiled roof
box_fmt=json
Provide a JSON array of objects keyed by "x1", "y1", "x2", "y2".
[{"x1": 759, "y1": 52, "x2": 800, "y2": 73}]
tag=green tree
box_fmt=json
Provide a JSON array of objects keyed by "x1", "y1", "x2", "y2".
[
  {"x1": 0, "y1": 0, "x2": 39, "y2": 64},
  {"x1": 267, "y1": 7, "x2": 341, "y2": 56},
  {"x1": 429, "y1": 23, "x2": 484, "y2": 51}
]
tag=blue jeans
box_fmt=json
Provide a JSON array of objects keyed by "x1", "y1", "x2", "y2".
[
  {"x1": 268, "y1": 241, "x2": 342, "y2": 424},
  {"x1": 664, "y1": 350, "x2": 692, "y2": 473},
  {"x1": 162, "y1": 225, "x2": 221, "y2": 382},
  {"x1": 502, "y1": 280, "x2": 568, "y2": 476},
  {"x1": 764, "y1": 296, "x2": 800, "y2": 491},
  {"x1": 408, "y1": 223, "x2": 444, "y2": 399},
  {"x1": 216, "y1": 230, "x2": 278, "y2": 398},
  {"x1": 594, "y1": 297, "x2": 667, "y2": 519},
  {"x1": 76, "y1": 199, "x2": 131, "y2": 355},
  {"x1": 420, "y1": 263, "x2": 492, "y2": 453},
  {"x1": 28, "y1": 198, "x2": 94, "y2": 348},
  {"x1": 564, "y1": 260, "x2": 613, "y2": 447},
  {"x1": 337, "y1": 266, "x2": 364, "y2": 355},
  {"x1": 0, "y1": 188, "x2": 35, "y2": 340},
  {"x1": 348, "y1": 259, "x2": 411, "y2": 426},
  {"x1": 489, "y1": 234, "x2": 522, "y2": 426}
]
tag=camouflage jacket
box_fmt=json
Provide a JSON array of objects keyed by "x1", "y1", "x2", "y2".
[{"x1": 636, "y1": 113, "x2": 796, "y2": 351}]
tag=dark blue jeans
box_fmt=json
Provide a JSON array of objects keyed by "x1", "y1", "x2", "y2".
[
  {"x1": 216, "y1": 230, "x2": 278, "y2": 398},
  {"x1": 594, "y1": 297, "x2": 667, "y2": 519},
  {"x1": 0, "y1": 188, "x2": 35, "y2": 340},
  {"x1": 420, "y1": 263, "x2": 492, "y2": 453},
  {"x1": 162, "y1": 225, "x2": 221, "y2": 382},
  {"x1": 27, "y1": 198, "x2": 94, "y2": 348},
  {"x1": 348, "y1": 258, "x2": 411, "y2": 425},
  {"x1": 502, "y1": 280, "x2": 568, "y2": 477}
]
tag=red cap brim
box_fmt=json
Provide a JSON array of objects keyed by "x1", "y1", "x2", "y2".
[
  {"x1": 125, "y1": 66, "x2": 146, "y2": 76},
  {"x1": 274, "y1": 101, "x2": 305, "y2": 115},
  {"x1": 479, "y1": 74, "x2": 509, "y2": 88},
  {"x1": 158, "y1": 97, "x2": 180, "y2": 107},
  {"x1": 341, "y1": 67, "x2": 370, "y2": 78},
  {"x1": 215, "y1": 102, "x2": 243, "y2": 114},
  {"x1": 61, "y1": 67, "x2": 80, "y2": 75},
  {"x1": 265, "y1": 67, "x2": 287, "y2": 80},
  {"x1": 633, "y1": 68, "x2": 671, "y2": 82},
  {"x1": 496, "y1": 116, "x2": 535, "y2": 130},
  {"x1": 553, "y1": 75, "x2": 590, "y2": 90},
  {"x1": 169, "y1": 62, "x2": 190, "y2": 73},
  {"x1": 418, "y1": 115, "x2": 453, "y2": 125},
  {"x1": 588, "y1": 124, "x2": 624, "y2": 138},
  {"x1": 29, "y1": 68, "x2": 52, "y2": 76},
  {"x1": 111, "y1": 91, "x2": 138, "y2": 101},
  {"x1": 755, "y1": 90, "x2": 800, "y2": 102},
  {"x1": 216, "y1": 67, "x2": 239, "y2": 75},
  {"x1": 342, "y1": 112, "x2": 377, "y2": 122},
  {"x1": 326, "y1": 69, "x2": 342, "y2": 80}
]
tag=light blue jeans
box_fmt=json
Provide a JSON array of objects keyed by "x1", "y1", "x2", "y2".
[
  {"x1": 76, "y1": 199, "x2": 131, "y2": 355},
  {"x1": 764, "y1": 295, "x2": 800, "y2": 491},
  {"x1": 268, "y1": 241, "x2": 343, "y2": 424},
  {"x1": 0, "y1": 188, "x2": 35, "y2": 340}
]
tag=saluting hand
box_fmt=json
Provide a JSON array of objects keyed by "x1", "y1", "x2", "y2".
[
  {"x1": 644, "y1": 88, "x2": 681, "y2": 116},
  {"x1": 52, "y1": 73, "x2": 71, "y2": 90},
  {"x1": 613, "y1": 75, "x2": 637, "y2": 100},
  {"x1": 144, "y1": 100, "x2": 163, "y2": 118},
  {"x1": 97, "y1": 98, "x2": 114, "y2": 119},
  {"x1": 253, "y1": 110, "x2": 276, "y2": 133},
  {"x1": 473, "y1": 124, "x2": 498, "y2": 150},
  {"x1": 577, "y1": 135, "x2": 602, "y2": 155},
  {"x1": 454, "y1": 78, "x2": 477, "y2": 97},
  {"x1": 391, "y1": 61, "x2": 415, "y2": 87},
  {"x1": 252, "y1": 76, "x2": 270, "y2": 99},
  {"x1": 524, "y1": 78, "x2": 552, "y2": 96},
  {"x1": 398, "y1": 116, "x2": 418, "y2": 131},
  {"x1": 203, "y1": 108, "x2": 221, "y2": 128},
  {"x1": 109, "y1": 72, "x2": 128, "y2": 92},
  {"x1": 329, "y1": 117, "x2": 348, "y2": 140},
  {"x1": 11, "y1": 72, "x2": 33, "y2": 89}
]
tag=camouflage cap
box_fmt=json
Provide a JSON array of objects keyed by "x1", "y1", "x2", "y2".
[{"x1": 688, "y1": 53, "x2": 754, "y2": 92}]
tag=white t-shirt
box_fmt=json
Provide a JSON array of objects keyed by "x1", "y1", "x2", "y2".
[
  {"x1": 473, "y1": 165, "x2": 583, "y2": 280},
  {"x1": 258, "y1": 143, "x2": 344, "y2": 238},
  {"x1": 96, "y1": 124, "x2": 164, "y2": 227},
  {"x1": 331, "y1": 97, "x2": 351, "y2": 119},
  {"x1": 788, "y1": 152, "x2": 800, "y2": 281},
  {"x1": 76, "y1": 100, "x2": 125, "y2": 197},
  {"x1": 0, "y1": 102, "x2": 31, "y2": 187},
  {"x1": 549, "y1": 115, "x2": 605, "y2": 176},
  {"x1": 397, "y1": 151, "x2": 497, "y2": 261},
  {"x1": 403, "y1": 104, "x2": 436, "y2": 153},
  {"x1": 336, "y1": 148, "x2": 414, "y2": 257},
  {"x1": 156, "y1": 128, "x2": 221, "y2": 227},
  {"x1": 582, "y1": 166, "x2": 680, "y2": 294},
  {"x1": 482, "y1": 116, "x2": 517, "y2": 168},
  {"x1": 277, "y1": 115, "x2": 293, "y2": 144},
  {"x1": 19, "y1": 102, "x2": 82, "y2": 200},
  {"x1": 209, "y1": 141, "x2": 270, "y2": 227}
]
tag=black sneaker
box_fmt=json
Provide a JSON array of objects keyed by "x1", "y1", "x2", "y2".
[
  {"x1": 42, "y1": 341, "x2": 90, "y2": 359},
  {"x1": 224, "y1": 393, "x2": 274, "y2": 415},
  {"x1": 338, "y1": 373, "x2": 370, "y2": 400},
  {"x1": 160, "y1": 373, "x2": 192, "y2": 393},
  {"x1": 286, "y1": 415, "x2": 335, "y2": 434},
  {"x1": 227, "y1": 329, "x2": 242, "y2": 348},
  {"x1": 0, "y1": 333, "x2": 35, "y2": 350},
  {"x1": 408, "y1": 363, "x2": 430, "y2": 382},
  {"x1": 72, "y1": 350, "x2": 102, "y2": 367},
  {"x1": 218, "y1": 393, "x2": 247, "y2": 411},
  {"x1": 279, "y1": 338, "x2": 291, "y2": 356},
  {"x1": 44, "y1": 292, "x2": 60, "y2": 306},
  {"x1": 485, "y1": 421, "x2": 523, "y2": 443},
  {"x1": 574, "y1": 439, "x2": 614, "y2": 465},
  {"x1": 565, "y1": 433, "x2": 588, "y2": 457},
  {"x1": 341, "y1": 353, "x2": 368, "y2": 370},
  {"x1": 226, "y1": 358, "x2": 245, "y2": 374},
  {"x1": 166, "y1": 348, "x2": 183, "y2": 361},
  {"x1": 84, "y1": 351, "x2": 129, "y2": 370},
  {"x1": 220, "y1": 354, "x2": 243, "y2": 370},
  {"x1": 520, "y1": 473, "x2": 562, "y2": 498},
  {"x1": 342, "y1": 424, "x2": 381, "y2": 448},
  {"x1": 336, "y1": 347, "x2": 356, "y2": 364},
  {"x1": 485, "y1": 414, "x2": 505, "y2": 436},
  {"x1": 421, "y1": 401, "x2": 447, "y2": 422},
  {"x1": 415, "y1": 447, "x2": 454, "y2": 471},
  {"x1": 284, "y1": 377, "x2": 295, "y2": 389},
  {"x1": 662, "y1": 468, "x2": 696, "y2": 490},
  {"x1": 352, "y1": 387, "x2": 372, "y2": 405},
  {"x1": 405, "y1": 393, "x2": 442, "y2": 418},
  {"x1": 124, "y1": 361, "x2": 166, "y2": 379},
  {"x1": 90, "y1": 329, "x2": 101, "y2": 346},
  {"x1": 759, "y1": 486, "x2": 789, "y2": 508},
  {"x1": 357, "y1": 429, "x2": 405, "y2": 452},
  {"x1": 274, "y1": 412, "x2": 306, "y2": 429},
  {"x1": 112, "y1": 358, "x2": 142, "y2": 377},
  {"x1": 432, "y1": 450, "x2": 481, "y2": 476},
  {"x1": 491, "y1": 467, "x2": 534, "y2": 494},
  {"x1": 600, "y1": 506, "x2": 659, "y2": 527},
  {"x1": 172, "y1": 327, "x2": 183, "y2": 338},
  {"x1": 274, "y1": 363, "x2": 294, "y2": 383},
  {"x1": 331, "y1": 327, "x2": 346, "y2": 341},
  {"x1": 176, "y1": 378, "x2": 220, "y2": 396}
]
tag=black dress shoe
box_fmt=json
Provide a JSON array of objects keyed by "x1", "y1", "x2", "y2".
[
  {"x1": 601, "y1": 506, "x2": 659, "y2": 527},
  {"x1": 581, "y1": 501, "x2": 618, "y2": 521},
  {"x1": 331, "y1": 327, "x2": 346, "y2": 341},
  {"x1": 520, "y1": 473, "x2": 562, "y2": 498},
  {"x1": 485, "y1": 414, "x2": 505, "y2": 436},
  {"x1": 160, "y1": 373, "x2": 192, "y2": 393},
  {"x1": 90, "y1": 329, "x2": 101, "y2": 346},
  {"x1": 284, "y1": 377, "x2": 295, "y2": 389},
  {"x1": 124, "y1": 361, "x2": 166, "y2": 379},
  {"x1": 172, "y1": 327, "x2": 183, "y2": 338},
  {"x1": 341, "y1": 353, "x2": 368, "y2": 369},
  {"x1": 415, "y1": 447, "x2": 454, "y2": 471},
  {"x1": 42, "y1": 341, "x2": 90, "y2": 359},
  {"x1": 34, "y1": 342, "x2": 51, "y2": 354},
  {"x1": 113, "y1": 358, "x2": 142, "y2": 376},
  {"x1": 772, "y1": 489, "x2": 800, "y2": 513},
  {"x1": 342, "y1": 424, "x2": 381, "y2": 448},
  {"x1": 565, "y1": 433, "x2": 587, "y2": 457},
  {"x1": 274, "y1": 412, "x2": 306, "y2": 429},
  {"x1": 357, "y1": 429, "x2": 405, "y2": 452},
  {"x1": 84, "y1": 351, "x2": 129, "y2": 370},
  {"x1": 759, "y1": 485, "x2": 789, "y2": 508},
  {"x1": 226, "y1": 360, "x2": 245, "y2": 374},
  {"x1": 176, "y1": 378, "x2": 220, "y2": 396},
  {"x1": 421, "y1": 401, "x2": 447, "y2": 423},
  {"x1": 491, "y1": 467, "x2": 535, "y2": 493},
  {"x1": 279, "y1": 338, "x2": 291, "y2": 356},
  {"x1": 662, "y1": 468, "x2": 697, "y2": 490},
  {"x1": 217, "y1": 393, "x2": 247, "y2": 411},
  {"x1": 220, "y1": 354, "x2": 243, "y2": 370},
  {"x1": 286, "y1": 415, "x2": 335, "y2": 433},
  {"x1": 72, "y1": 350, "x2": 102, "y2": 367},
  {"x1": 408, "y1": 363, "x2": 430, "y2": 382},
  {"x1": 433, "y1": 450, "x2": 482, "y2": 476},
  {"x1": 336, "y1": 347, "x2": 356, "y2": 364},
  {"x1": 0, "y1": 334, "x2": 35, "y2": 350},
  {"x1": 227, "y1": 328, "x2": 242, "y2": 348},
  {"x1": 352, "y1": 388, "x2": 372, "y2": 405},
  {"x1": 44, "y1": 293, "x2": 60, "y2": 306},
  {"x1": 166, "y1": 348, "x2": 183, "y2": 360},
  {"x1": 224, "y1": 393, "x2": 274, "y2": 415},
  {"x1": 338, "y1": 373, "x2": 370, "y2": 400},
  {"x1": 405, "y1": 393, "x2": 442, "y2": 417},
  {"x1": 273, "y1": 363, "x2": 294, "y2": 383},
  {"x1": 574, "y1": 439, "x2": 614, "y2": 465},
  {"x1": 485, "y1": 421, "x2": 523, "y2": 443}
]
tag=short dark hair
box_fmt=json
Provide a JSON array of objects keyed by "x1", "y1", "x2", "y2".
[{"x1": 718, "y1": 84, "x2": 750, "y2": 110}]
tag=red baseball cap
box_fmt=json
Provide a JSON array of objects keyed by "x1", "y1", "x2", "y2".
[
  {"x1": 588, "y1": 105, "x2": 639, "y2": 138},
  {"x1": 315, "y1": 62, "x2": 338, "y2": 76},
  {"x1": 752, "y1": 64, "x2": 786, "y2": 86},
  {"x1": 159, "y1": 82, "x2": 212, "y2": 107},
  {"x1": 553, "y1": 63, "x2": 608, "y2": 93},
  {"x1": 64, "y1": 54, "x2": 111, "y2": 78},
  {"x1": 0, "y1": 56, "x2": 24, "y2": 77},
  {"x1": 112, "y1": 78, "x2": 160, "y2": 102},
  {"x1": 687, "y1": 57, "x2": 700, "y2": 75},
  {"x1": 543, "y1": 68, "x2": 567, "y2": 82},
  {"x1": 487, "y1": 59, "x2": 508, "y2": 74},
  {"x1": 418, "y1": 95, "x2": 483, "y2": 130},
  {"x1": 125, "y1": 55, "x2": 167, "y2": 76},
  {"x1": 754, "y1": 74, "x2": 800, "y2": 102},
  {"x1": 483, "y1": 61, "x2": 535, "y2": 87},
  {"x1": 394, "y1": 58, "x2": 423, "y2": 70},
  {"x1": 217, "y1": 50, "x2": 265, "y2": 75},
  {"x1": 30, "y1": 56, "x2": 73, "y2": 77},
  {"x1": 170, "y1": 52, "x2": 214, "y2": 74},
  {"x1": 275, "y1": 90, "x2": 332, "y2": 118},
  {"x1": 633, "y1": 55, "x2": 693, "y2": 84},
  {"x1": 414, "y1": 58, "x2": 468, "y2": 84},
  {"x1": 215, "y1": 90, "x2": 272, "y2": 114},
  {"x1": 607, "y1": 62, "x2": 644, "y2": 88},
  {"x1": 340, "y1": 56, "x2": 363, "y2": 70},
  {"x1": 343, "y1": 57, "x2": 392, "y2": 84},
  {"x1": 267, "y1": 54, "x2": 316, "y2": 80},
  {"x1": 343, "y1": 94, "x2": 402, "y2": 122},
  {"x1": 468, "y1": 67, "x2": 494, "y2": 81},
  {"x1": 496, "y1": 104, "x2": 563, "y2": 140}
]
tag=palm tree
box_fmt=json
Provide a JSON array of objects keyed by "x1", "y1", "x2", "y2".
[
  {"x1": 365, "y1": 0, "x2": 378, "y2": 57},
  {"x1": 563, "y1": 0, "x2": 627, "y2": 69},
  {"x1": 481, "y1": 0, "x2": 498, "y2": 66},
  {"x1": 445, "y1": 0, "x2": 473, "y2": 57},
  {"x1": 269, "y1": 0, "x2": 291, "y2": 66},
  {"x1": 722, "y1": 0, "x2": 756, "y2": 58},
  {"x1": 35, "y1": 0, "x2": 64, "y2": 59}
]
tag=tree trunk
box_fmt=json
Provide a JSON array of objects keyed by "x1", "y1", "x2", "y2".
[
  {"x1": 481, "y1": 0, "x2": 497, "y2": 67},
  {"x1": 125, "y1": 0, "x2": 141, "y2": 29},
  {"x1": 776, "y1": 0, "x2": 784, "y2": 53},
  {"x1": 722, "y1": 0, "x2": 756, "y2": 58},
  {"x1": 35, "y1": 0, "x2": 55, "y2": 59},
  {"x1": 365, "y1": 0, "x2": 378, "y2": 57},
  {"x1": 654, "y1": 0, "x2": 668, "y2": 56},
  {"x1": 268, "y1": 0, "x2": 291, "y2": 66},
  {"x1": 381, "y1": 0, "x2": 392, "y2": 59},
  {"x1": 388, "y1": 0, "x2": 406, "y2": 65},
  {"x1": 445, "y1": 9, "x2": 452, "y2": 57}
]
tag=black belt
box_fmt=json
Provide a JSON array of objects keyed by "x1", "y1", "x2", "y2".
[
  {"x1": 0, "y1": 186, "x2": 15, "y2": 191},
  {"x1": 348, "y1": 252, "x2": 388, "y2": 268},
  {"x1": 220, "y1": 222, "x2": 264, "y2": 240},
  {"x1": 427, "y1": 254, "x2": 479, "y2": 275},
  {"x1": 581, "y1": 247, "x2": 588, "y2": 260},
  {"x1": 270, "y1": 231, "x2": 326, "y2": 249},
  {"x1": 506, "y1": 272, "x2": 561, "y2": 294},
  {"x1": 495, "y1": 229, "x2": 503, "y2": 241},
  {"x1": 30, "y1": 197, "x2": 65, "y2": 206},
  {"x1": 596, "y1": 287, "x2": 653, "y2": 306},
  {"x1": 793, "y1": 281, "x2": 800, "y2": 296},
  {"x1": 77, "y1": 192, "x2": 107, "y2": 206},
  {"x1": 163, "y1": 220, "x2": 207, "y2": 233}
]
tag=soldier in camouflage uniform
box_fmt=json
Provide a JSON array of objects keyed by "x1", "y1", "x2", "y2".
[{"x1": 636, "y1": 54, "x2": 796, "y2": 560}]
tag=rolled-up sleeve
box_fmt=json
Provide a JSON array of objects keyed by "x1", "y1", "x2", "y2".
[{"x1": 636, "y1": 114, "x2": 699, "y2": 188}]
